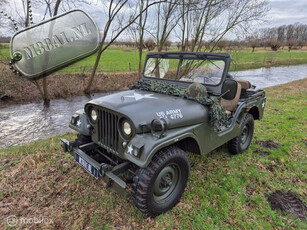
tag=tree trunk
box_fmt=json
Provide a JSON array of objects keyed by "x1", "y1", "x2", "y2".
[
  {"x1": 42, "y1": 77, "x2": 50, "y2": 106},
  {"x1": 137, "y1": 0, "x2": 144, "y2": 79},
  {"x1": 138, "y1": 47, "x2": 143, "y2": 79},
  {"x1": 40, "y1": 0, "x2": 61, "y2": 105},
  {"x1": 84, "y1": 49, "x2": 103, "y2": 95}
]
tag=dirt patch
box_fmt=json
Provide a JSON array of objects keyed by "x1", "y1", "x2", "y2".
[
  {"x1": 255, "y1": 149, "x2": 270, "y2": 156},
  {"x1": 266, "y1": 190, "x2": 307, "y2": 220},
  {"x1": 256, "y1": 140, "x2": 280, "y2": 149},
  {"x1": 0, "y1": 63, "x2": 139, "y2": 105}
]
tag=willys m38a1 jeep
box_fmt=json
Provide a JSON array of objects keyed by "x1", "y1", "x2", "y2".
[{"x1": 61, "y1": 52, "x2": 266, "y2": 217}]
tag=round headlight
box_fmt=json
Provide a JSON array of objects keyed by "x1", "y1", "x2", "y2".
[
  {"x1": 123, "y1": 121, "x2": 132, "y2": 136},
  {"x1": 91, "y1": 109, "x2": 97, "y2": 122}
]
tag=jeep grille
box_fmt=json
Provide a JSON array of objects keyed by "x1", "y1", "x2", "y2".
[{"x1": 97, "y1": 109, "x2": 119, "y2": 153}]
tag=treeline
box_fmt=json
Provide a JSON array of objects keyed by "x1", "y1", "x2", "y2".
[
  {"x1": 248, "y1": 23, "x2": 307, "y2": 52},
  {"x1": 112, "y1": 23, "x2": 307, "y2": 53},
  {"x1": 0, "y1": 37, "x2": 10, "y2": 43}
]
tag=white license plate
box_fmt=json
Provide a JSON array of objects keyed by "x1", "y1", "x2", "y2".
[{"x1": 74, "y1": 153, "x2": 99, "y2": 179}]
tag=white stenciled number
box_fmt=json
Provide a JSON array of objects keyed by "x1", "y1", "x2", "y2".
[{"x1": 157, "y1": 109, "x2": 183, "y2": 120}]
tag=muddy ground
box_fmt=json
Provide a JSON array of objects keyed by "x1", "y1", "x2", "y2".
[
  {"x1": 256, "y1": 140, "x2": 280, "y2": 149},
  {"x1": 0, "y1": 64, "x2": 139, "y2": 105},
  {"x1": 267, "y1": 190, "x2": 307, "y2": 220}
]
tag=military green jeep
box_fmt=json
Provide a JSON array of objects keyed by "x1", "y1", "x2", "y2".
[{"x1": 61, "y1": 52, "x2": 266, "y2": 217}]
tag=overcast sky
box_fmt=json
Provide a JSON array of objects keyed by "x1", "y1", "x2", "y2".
[
  {"x1": 266, "y1": 0, "x2": 307, "y2": 27},
  {"x1": 1, "y1": 0, "x2": 307, "y2": 37}
]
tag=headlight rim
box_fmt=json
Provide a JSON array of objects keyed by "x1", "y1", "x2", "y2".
[
  {"x1": 119, "y1": 118, "x2": 134, "y2": 139},
  {"x1": 88, "y1": 107, "x2": 98, "y2": 124},
  {"x1": 123, "y1": 121, "x2": 132, "y2": 136},
  {"x1": 91, "y1": 108, "x2": 98, "y2": 122}
]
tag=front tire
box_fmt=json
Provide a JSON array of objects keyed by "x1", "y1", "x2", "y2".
[
  {"x1": 228, "y1": 113, "x2": 254, "y2": 154},
  {"x1": 132, "y1": 146, "x2": 190, "y2": 217}
]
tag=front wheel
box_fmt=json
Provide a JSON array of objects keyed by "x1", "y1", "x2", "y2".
[
  {"x1": 228, "y1": 113, "x2": 254, "y2": 154},
  {"x1": 132, "y1": 146, "x2": 190, "y2": 217}
]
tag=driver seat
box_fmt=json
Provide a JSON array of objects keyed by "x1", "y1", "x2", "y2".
[{"x1": 220, "y1": 79, "x2": 241, "y2": 116}]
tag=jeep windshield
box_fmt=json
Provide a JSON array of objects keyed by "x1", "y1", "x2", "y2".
[{"x1": 143, "y1": 53, "x2": 226, "y2": 85}]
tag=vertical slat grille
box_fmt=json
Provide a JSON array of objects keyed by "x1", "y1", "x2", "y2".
[{"x1": 97, "y1": 108, "x2": 119, "y2": 152}]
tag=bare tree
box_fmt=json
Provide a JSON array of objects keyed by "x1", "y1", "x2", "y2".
[
  {"x1": 33, "y1": 0, "x2": 61, "y2": 105},
  {"x1": 267, "y1": 39, "x2": 282, "y2": 51},
  {"x1": 257, "y1": 23, "x2": 307, "y2": 50},
  {"x1": 216, "y1": 40, "x2": 228, "y2": 51},
  {"x1": 176, "y1": 0, "x2": 196, "y2": 51},
  {"x1": 34, "y1": 0, "x2": 90, "y2": 19},
  {"x1": 164, "y1": 39, "x2": 172, "y2": 51},
  {"x1": 276, "y1": 25, "x2": 286, "y2": 42},
  {"x1": 176, "y1": 0, "x2": 269, "y2": 52},
  {"x1": 286, "y1": 37, "x2": 296, "y2": 52},
  {"x1": 209, "y1": 0, "x2": 269, "y2": 52},
  {"x1": 184, "y1": 0, "x2": 225, "y2": 52},
  {"x1": 144, "y1": 38, "x2": 156, "y2": 50},
  {"x1": 127, "y1": 1, "x2": 149, "y2": 78},
  {"x1": 136, "y1": 0, "x2": 150, "y2": 78},
  {"x1": 84, "y1": 0, "x2": 165, "y2": 94},
  {"x1": 150, "y1": 0, "x2": 179, "y2": 52},
  {"x1": 248, "y1": 36, "x2": 260, "y2": 52}
]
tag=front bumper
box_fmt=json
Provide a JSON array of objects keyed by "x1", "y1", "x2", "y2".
[{"x1": 60, "y1": 139, "x2": 130, "y2": 195}]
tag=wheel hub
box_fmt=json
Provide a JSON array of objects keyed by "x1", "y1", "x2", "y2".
[
  {"x1": 153, "y1": 163, "x2": 181, "y2": 203},
  {"x1": 160, "y1": 173, "x2": 172, "y2": 188},
  {"x1": 241, "y1": 125, "x2": 248, "y2": 144}
]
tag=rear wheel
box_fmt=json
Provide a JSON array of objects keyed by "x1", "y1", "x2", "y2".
[
  {"x1": 132, "y1": 146, "x2": 190, "y2": 217},
  {"x1": 228, "y1": 113, "x2": 254, "y2": 154}
]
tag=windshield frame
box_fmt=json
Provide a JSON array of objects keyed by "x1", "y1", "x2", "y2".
[{"x1": 142, "y1": 52, "x2": 231, "y2": 94}]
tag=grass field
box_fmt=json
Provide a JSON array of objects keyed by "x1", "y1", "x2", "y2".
[
  {"x1": 0, "y1": 79, "x2": 306, "y2": 229},
  {"x1": 1, "y1": 45, "x2": 307, "y2": 73}
]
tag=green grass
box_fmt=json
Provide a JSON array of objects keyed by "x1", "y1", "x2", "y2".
[
  {"x1": 1, "y1": 45, "x2": 307, "y2": 73},
  {"x1": 0, "y1": 79, "x2": 306, "y2": 229}
]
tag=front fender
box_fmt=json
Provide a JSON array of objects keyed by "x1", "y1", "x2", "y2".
[
  {"x1": 69, "y1": 110, "x2": 91, "y2": 136},
  {"x1": 123, "y1": 124, "x2": 201, "y2": 168}
]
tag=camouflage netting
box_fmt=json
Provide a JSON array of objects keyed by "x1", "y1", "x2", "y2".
[{"x1": 131, "y1": 79, "x2": 228, "y2": 129}]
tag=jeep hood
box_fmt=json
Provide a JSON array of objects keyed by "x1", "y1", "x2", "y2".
[{"x1": 86, "y1": 90, "x2": 209, "y2": 132}]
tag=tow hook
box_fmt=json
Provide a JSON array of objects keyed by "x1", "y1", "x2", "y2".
[{"x1": 60, "y1": 139, "x2": 76, "y2": 153}]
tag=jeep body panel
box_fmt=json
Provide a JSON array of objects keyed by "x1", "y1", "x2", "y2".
[
  {"x1": 86, "y1": 89, "x2": 209, "y2": 133},
  {"x1": 127, "y1": 91, "x2": 265, "y2": 168}
]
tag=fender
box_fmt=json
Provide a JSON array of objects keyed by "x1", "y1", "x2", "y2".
[{"x1": 123, "y1": 124, "x2": 201, "y2": 168}]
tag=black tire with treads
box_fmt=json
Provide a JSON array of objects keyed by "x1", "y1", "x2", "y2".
[
  {"x1": 132, "y1": 146, "x2": 190, "y2": 217},
  {"x1": 228, "y1": 113, "x2": 254, "y2": 154}
]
